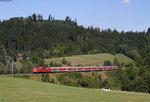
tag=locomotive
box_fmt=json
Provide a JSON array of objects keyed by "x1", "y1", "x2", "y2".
[{"x1": 32, "y1": 66, "x2": 118, "y2": 74}]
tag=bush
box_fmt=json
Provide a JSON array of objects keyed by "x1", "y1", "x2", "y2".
[
  {"x1": 49, "y1": 61, "x2": 62, "y2": 67},
  {"x1": 64, "y1": 72, "x2": 82, "y2": 78},
  {"x1": 20, "y1": 61, "x2": 35, "y2": 73},
  {"x1": 103, "y1": 60, "x2": 112, "y2": 66},
  {"x1": 78, "y1": 79, "x2": 89, "y2": 87},
  {"x1": 57, "y1": 72, "x2": 101, "y2": 88},
  {"x1": 62, "y1": 58, "x2": 68, "y2": 64},
  {"x1": 0, "y1": 62, "x2": 5, "y2": 74},
  {"x1": 57, "y1": 75, "x2": 77, "y2": 86},
  {"x1": 41, "y1": 74, "x2": 51, "y2": 82}
]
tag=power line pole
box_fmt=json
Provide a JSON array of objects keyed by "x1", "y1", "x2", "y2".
[{"x1": 11, "y1": 57, "x2": 13, "y2": 77}]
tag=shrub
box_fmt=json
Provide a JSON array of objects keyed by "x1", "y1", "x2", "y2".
[
  {"x1": 78, "y1": 79, "x2": 89, "y2": 87},
  {"x1": 41, "y1": 74, "x2": 51, "y2": 82},
  {"x1": 62, "y1": 58, "x2": 68, "y2": 64}
]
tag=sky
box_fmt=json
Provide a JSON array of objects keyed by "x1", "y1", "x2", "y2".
[{"x1": 0, "y1": 0, "x2": 150, "y2": 32}]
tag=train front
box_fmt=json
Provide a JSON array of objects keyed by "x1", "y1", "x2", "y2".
[{"x1": 32, "y1": 67, "x2": 38, "y2": 73}]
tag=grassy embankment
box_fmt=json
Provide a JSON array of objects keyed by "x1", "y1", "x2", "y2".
[
  {"x1": 33, "y1": 53, "x2": 133, "y2": 85},
  {"x1": 45, "y1": 53, "x2": 133, "y2": 66},
  {"x1": 0, "y1": 76, "x2": 149, "y2": 102}
]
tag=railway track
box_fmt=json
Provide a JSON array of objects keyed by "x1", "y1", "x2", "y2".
[{"x1": 1, "y1": 73, "x2": 37, "y2": 76}]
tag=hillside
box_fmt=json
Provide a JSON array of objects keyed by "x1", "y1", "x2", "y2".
[
  {"x1": 0, "y1": 76, "x2": 149, "y2": 102},
  {"x1": 0, "y1": 14, "x2": 149, "y2": 62},
  {"x1": 45, "y1": 53, "x2": 133, "y2": 66}
]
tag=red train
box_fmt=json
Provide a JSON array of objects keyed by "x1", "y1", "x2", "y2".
[{"x1": 32, "y1": 66, "x2": 118, "y2": 74}]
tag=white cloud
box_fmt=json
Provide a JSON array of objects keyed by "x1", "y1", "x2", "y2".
[{"x1": 122, "y1": 0, "x2": 131, "y2": 4}]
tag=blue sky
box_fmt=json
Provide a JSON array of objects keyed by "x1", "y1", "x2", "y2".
[{"x1": 0, "y1": 0, "x2": 150, "y2": 32}]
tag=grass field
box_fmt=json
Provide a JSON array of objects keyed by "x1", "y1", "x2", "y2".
[
  {"x1": 45, "y1": 53, "x2": 133, "y2": 66},
  {"x1": 0, "y1": 76, "x2": 149, "y2": 102}
]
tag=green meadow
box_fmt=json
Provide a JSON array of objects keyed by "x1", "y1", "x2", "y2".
[
  {"x1": 0, "y1": 76, "x2": 149, "y2": 102},
  {"x1": 45, "y1": 53, "x2": 133, "y2": 66}
]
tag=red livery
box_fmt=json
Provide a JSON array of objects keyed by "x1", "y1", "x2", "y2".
[{"x1": 32, "y1": 66, "x2": 118, "y2": 74}]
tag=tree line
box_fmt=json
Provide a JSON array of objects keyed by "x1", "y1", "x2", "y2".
[{"x1": 0, "y1": 14, "x2": 149, "y2": 65}]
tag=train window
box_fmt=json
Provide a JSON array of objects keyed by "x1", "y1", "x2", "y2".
[
  {"x1": 52, "y1": 69, "x2": 58, "y2": 71},
  {"x1": 41, "y1": 67, "x2": 48, "y2": 69},
  {"x1": 60, "y1": 68, "x2": 65, "y2": 70}
]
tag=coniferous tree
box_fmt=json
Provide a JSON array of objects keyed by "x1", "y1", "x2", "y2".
[{"x1": 113, "y1": 58, "x2": 119, "y2": 66}]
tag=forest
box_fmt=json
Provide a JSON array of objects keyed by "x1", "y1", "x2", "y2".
[{"x1": 0, "y1": 14, "x2": 150, "y2": 93}]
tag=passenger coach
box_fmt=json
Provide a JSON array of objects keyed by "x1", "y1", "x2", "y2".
[{"x1": 32, "y1": 66, "x2": 118, "y2": 73}]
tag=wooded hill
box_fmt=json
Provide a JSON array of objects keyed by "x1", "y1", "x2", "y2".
[{"x1": 0, "y1": 14, "x2": 150, "y2": 66}]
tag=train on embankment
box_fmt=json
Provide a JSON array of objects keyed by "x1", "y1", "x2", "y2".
[{"x1": 32, "y1": 66, "x2": 118, "y2": 73}]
